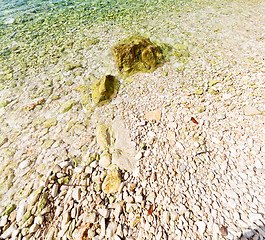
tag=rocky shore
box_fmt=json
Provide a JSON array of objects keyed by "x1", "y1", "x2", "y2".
[{"x1": 0, "y1": 0, "x2": 265, "y2": 239}]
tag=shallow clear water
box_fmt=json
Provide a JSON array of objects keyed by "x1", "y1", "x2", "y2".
[{"x1": 1, "y1": 0, "x2": 202, "y2": 90}]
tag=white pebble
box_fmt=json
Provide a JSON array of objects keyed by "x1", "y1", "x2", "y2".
[
  {"x1": 196, "y1": 221, "x2": 206, "y2": 236},
  {"x1": 175, "y1": 142, "x2": 185, "y2": 151},
  {"x1": 249, "y1": 213, "x2": 262, "y2": 223},
  {"x1": 135, "y1": 152, "x2": 142, "y2": 160},
  {"x1": 106, "y1": 222, "x2": 118, "y2": 238},
  {"x1": 72, "y1": 188, "x2": 81, "y2": 202},
  {"x1": 162, "y1": 211, "x2": 170, "y2": 225},
  {"x1": 16, "y1": 200, "x2": 27, "y2": 222},
  {"x1": 99, "y1": 218, "x2": 106, "y2": 238},
  {"x1": 98, "y1": 208, "x2": 110, "y2": 218}
]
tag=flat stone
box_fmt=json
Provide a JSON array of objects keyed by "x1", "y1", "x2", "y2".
[
  {"x1": 178, "y1": 204, "x2": 187, "y2": 215},
  {"x1": 167, "y1": 131, "x2": 176, "y2": 145},
  {"x1": 60, "y1": 100, "x2": 76, "y2": 113},
  {"x1": 0, "y1": 215, "x2": 8, "y2": 227},
  {"x1": 29, "y1": 223, "x2": 39, "y2": 233},
  {"x1": 216, "y1": 113, "x2": 226, "y2": 120},
  {"x1": 51, "y1": 184, "x2": 59, "y2": 198},
  {"x1": 144, "y1": 109, "x2": 161, "y2": 121},
  {"x1": 224, "y1": 190, "x2": 238, "y2": 199},
  {"x1": 98, "y1": 208, "x2": 110, "y2": 218},
  {"x1": 112, "y1": 151, "x2": 135, "y2": 172},
  {"x1": 43, "y1": 118, "x2": 57, "y2": 128},
  {"x1": 243, "y1": 105, "x2": 261, "y2": 116},
  {"x1": 72, "y1": 188, "x2": 81, "y2": 202},
  {"x1": 99, "y1": 218, "x2": 106, "y2": 238},
  {"x1": 96, "y1": 123, "x2": 111, "y2": 150},
  {"x1": 1, "y1": 223, "x2": 17, "y2": 238}
]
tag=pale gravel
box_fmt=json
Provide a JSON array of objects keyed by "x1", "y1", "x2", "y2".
[{"x1": 0, "y1": 0, "x2": 265, "y2": 239}]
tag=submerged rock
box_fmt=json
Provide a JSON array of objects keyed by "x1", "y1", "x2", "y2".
[
  {"x1": 91, "y1": 75, "x2": 119, "y2": 106},
  {"x1": 111, "y1": 35, "x2": 163, "y2": 76}
]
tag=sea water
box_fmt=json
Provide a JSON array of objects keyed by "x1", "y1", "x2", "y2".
[{"x1": 0, "y1": 0, "x2": 197, "y2": 87}]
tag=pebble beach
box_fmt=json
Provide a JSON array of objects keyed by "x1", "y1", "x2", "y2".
[{"x1": 0, "y1": 0, "x2": 265, "y2": 239}]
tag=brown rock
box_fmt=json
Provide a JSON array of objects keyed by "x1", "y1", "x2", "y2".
[
  {"x1": 219, "y1": 225, "x2": 228, "y2": 236},
  {"x1": 73, "y1": 223, "x2": 92, "y2": 240}
]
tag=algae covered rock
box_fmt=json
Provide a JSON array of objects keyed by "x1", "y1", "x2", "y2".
[
  {"x1": 102, "y1": 166, "x2": 121, "y2": 194},
  {"x1": 111, "y1": 35, "x2": 163, "y2": 76},
  {"x1": 91, "y1": 75, "x2": 119, "y2": 106}
]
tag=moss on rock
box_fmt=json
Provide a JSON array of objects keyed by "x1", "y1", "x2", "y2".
[
  {"x1": 102, "y1": 166, "x2": 121, "y2": 194},
  {"x1": 111, "y1": 35, "x2": 163, "y2": 76},
  {"x1": 91, "y1": 75, "x2": 119, "y2": 106}
]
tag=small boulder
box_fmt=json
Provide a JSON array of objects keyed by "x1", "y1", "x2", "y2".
[
  {"x1": 111, "y1": 35, "x2": 163, "y2": 76},
  {"x1": 91, "y1": 75, "x2": 119, "y2": 106}
]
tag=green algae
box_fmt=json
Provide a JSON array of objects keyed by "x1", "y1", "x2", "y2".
[
  {"x1": 0, "y1": 100, "x2": 9, "y2": 108},
  {"x1": 111, "y1": 36, "x2": 163, "y2": 76},
  {"x1": 42, "y1": 139, "x2": 55, "y2": 149},
  {"x1": 208, "y1": 88, "x2": 218, "y2": 94},
  {"x1": 91, "y1": 75, "x2": 119, "y2": 106},
  {"x1": 0, "y1": 136, "x2": 8, "y2": 147},
  {"x1": 37, "y1": 192, "x2": 49, "y2": 215},
  {"x1": 3, "y1": 203, "x2": 16, "y2": 216},
  {"x1": 57, "y1": 176, "x2": 70, "y2": 185},
  {"x1": 43, "y1": 118, "x2": 58, "y2": 128},
  {"x1": 60, "y1": 100, "x2": 76, "y2": 113}
]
